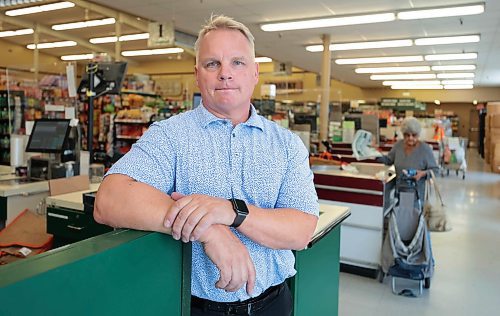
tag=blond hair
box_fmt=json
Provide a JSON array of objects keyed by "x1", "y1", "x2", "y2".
[{"x1": 194, "y1": 14, "x2": 255, "y2": 65}]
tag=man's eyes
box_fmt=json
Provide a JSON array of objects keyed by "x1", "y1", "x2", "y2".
[{"x1": 205, "y1": 61, "x2": 220, "y2": 68}]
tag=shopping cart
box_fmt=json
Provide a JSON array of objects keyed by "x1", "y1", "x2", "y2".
[{"x1": 440, "y1": 137, "x2": 467, "y2": 179}]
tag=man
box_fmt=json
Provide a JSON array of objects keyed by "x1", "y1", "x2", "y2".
[{"x1": 94, "y1": 14, "x2": 319, "y2": 316}]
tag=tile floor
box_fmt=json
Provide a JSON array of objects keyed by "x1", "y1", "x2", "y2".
[{"x1": 339, "y1": 148, "x2": 500, "y2": 316}]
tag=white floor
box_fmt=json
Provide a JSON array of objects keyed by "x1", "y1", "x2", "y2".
[{"x1": 339, "y1": 149, "x2": 500, "y2": 316}]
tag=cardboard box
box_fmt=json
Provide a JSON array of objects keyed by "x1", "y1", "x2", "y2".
[
  {"x1": 493, "y1": 145, "x2": 500, "y2": 173},
  {"x1": 491, "y1": 114, "x2": 500, "y2": 129},
  {"x1": 487, "y1": 102, "x2": 500, "y2": 115}
]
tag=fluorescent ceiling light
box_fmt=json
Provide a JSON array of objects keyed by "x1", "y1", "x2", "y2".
[
  {"x1": 306, "y1": 39, "x2": 412, "y2": 52},
  {"x1": 425, "y1": 52, "x2": 477, "y2": 61},
  {"x1": 356, "y1": 66, "x2": 431, "y2": 73},
  {"x1": 61, "y1": 54, "x2": 94, "y2": 61},
  {"x1": 441, "y1": 80, "x2": 474, "y2": 85},
  {"x1": 255, "y1": 57, "x2": 272, "y2": 63},
  {"x1": 27, "y1": 41, "x2": 77, "y2": 49},
  {"x1": 436, "y1": 73, "x2": 475, "y2": 78},
  {"x1": 397, "y1": 3, "x2": 485, "y2": 20},
  {"x1": 261, "y1": 13, "x2": 395, "y2": 32},
  {"x1": 89, "y1": 33, "x2": 150, "y2": 44},
  {"x1": 391, "y1": 85, "x2": 443, "y2": 90},
  {"x1": 415, "y1": 35, "x2": 480, "y2": 46},
  {"x1": 382, "y1": 80, "x2": 441, "y2": 86},
  {"x1": 336, "y1": 55, "x2": 423, "y2": 65},
  {"x1": 431, "y1": 65, "x2": 476, "y2": 71},
  {"x1": 122, "y1": 47, "x2": 184, "y2": 57},
  {"x1": 0, "y1": 28, "x2": 34, "y2": 38},
  {"x1": 52, "y1": 18, "x2": 116, "y2": 31},
  {"x1": 371, "y1": 74, "x2": 436, "y2": 80},
  {"x1": 5, "y1": 1, "x2": 75, "y2": 16},
  {"x1": 444, "y1": 85, "x2": 474, "y2": 89}
]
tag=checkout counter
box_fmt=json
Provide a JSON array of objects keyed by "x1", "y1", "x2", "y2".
[
  {"x1": 0, "y1": 188, "x2": 350, "y2": 316},
  {"x1": 313, "y1": 162, "x2": 396, "y2": 277}
]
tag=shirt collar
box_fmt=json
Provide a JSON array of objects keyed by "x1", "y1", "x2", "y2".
[{"x1": 196, "y1": 100, "x2": 264, "y2": 131}]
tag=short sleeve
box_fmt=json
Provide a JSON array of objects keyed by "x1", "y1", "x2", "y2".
[
  {"x1": 106, "y1": 122, "x2": 176, "y2": 194},
  {"x1": 274, "y1": 134, "x2": 319, "y2": 216}
]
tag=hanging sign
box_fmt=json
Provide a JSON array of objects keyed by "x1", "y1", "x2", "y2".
[{"x1": 148, "y1": 21, "x2": 175, "y2": 47}]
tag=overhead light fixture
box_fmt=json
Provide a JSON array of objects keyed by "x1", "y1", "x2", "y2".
[
  {"x1": 255, "y1": 57, "x2": 273, "y2": 63},
  {"x1": 431, "y1": 65, "x2": 476, "y2": 71},
  {"x1": 5, "y1": 1, "x2": 75, "y2": 16},
  {"x1": 415, "y1": 35, "x2": 480, "y2": 46},
  {"x1": 27, "y1": 41, "x2": 77, "y2": 49},
  {"x1": 425, "y1": 52, "x2": 477, "y2": 61},
  {"x1": 371, "y1": 74, "x2": 436, "y2": 80},
  {"x1": 306, "y1": 39, "x2": 412, "y2": 52},
  {"x1": 444, "y1": 84, "x2": 474, "y2": 89},
  {"x1": 61, "y1": 54, "x2": 94, "y2": 61},
  {"x1": 397, "y1": 3, "x2": 485, "y2": 20},
  {"x1": 382, "y1": 80, "x2": 441, "y2": 86},
  {"x1": 0, "y1": 28, "x2": 34, "y2": 38},
  {"x1": 261, "y1": 13, "x2": 395, "y2": 32},
  {"x1": 436, "y1": 73, "x2": 475, "y2": 78},
  {"x1": 356, "y1": 66, "x2": 431, "y2": 73},
  {"x1": 89, "y1": 33, "x2": 150, "y2": 44},
  {"x1": 336, "y1": 55, "x2": 423, "y2": 65},
  {"x1": 122, "y1": 47, "x2": 184, "y2": 57},
  {"x1": 434, "y1": 100, "x2": 441, "y2": 105},
  {"x1": 52, "y1": 18, "x2": 116, "y2": 31},
  {"x1": 391, "y1": 85, "x2": 443, "y2": 90},
  {"x1": 441, "y1": 80, "x2": 474, "y2": 85}
]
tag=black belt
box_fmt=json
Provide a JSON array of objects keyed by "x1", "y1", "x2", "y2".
[{"x1": 191, "y1": 282, "x2": 285, "y2": 315}]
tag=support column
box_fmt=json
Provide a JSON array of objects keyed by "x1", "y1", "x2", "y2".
[
  {"x1": 33, "y1": 24, "x2": 40, "y2": 84},
  {"x1": 320, "y1": 34, "x2": 331, "y2": 149},
  {"x1": 115, "y1": 16, "x2": 122, "y2": 61}
]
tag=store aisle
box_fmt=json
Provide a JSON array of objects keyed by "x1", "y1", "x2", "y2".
[{"x1": 339, "y1": 149, "x2": 500, "y2": 316}]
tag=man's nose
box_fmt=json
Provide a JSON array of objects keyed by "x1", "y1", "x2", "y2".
[{"x1": 218, "y1": 65, "x2": 233, "y2": 81}]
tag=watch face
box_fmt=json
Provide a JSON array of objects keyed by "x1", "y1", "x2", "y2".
[{"x1": 234, "y1": 199, "x2": 249, "y2": 215}]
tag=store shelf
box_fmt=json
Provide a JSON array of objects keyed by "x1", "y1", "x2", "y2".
[
  {"x1": 116, "y1": 135, "x2": 141, "y2": 140},
  {"x1": 114, "y1": 119, "x2": 149, "y2": 124}
]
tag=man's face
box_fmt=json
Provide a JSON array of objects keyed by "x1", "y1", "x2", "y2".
[{"x1": 195, "y1": 29, "x2": 259, "y2": 114}]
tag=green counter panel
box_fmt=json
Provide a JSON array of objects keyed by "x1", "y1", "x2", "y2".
[
  {"x1": 291, "y1": 226, "x2": 341, "y2": 316},
  {"x1": 0, "y1": 230, "x2": 191, "y2": 316}
]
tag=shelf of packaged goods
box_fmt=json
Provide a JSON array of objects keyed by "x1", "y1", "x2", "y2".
[
  {"x1": 120, "y1": 90, "x2": 160, "y2": 98},
  {"x1": 114, "y1": 119, "x2": 149, "y2": 124},
  {"x1": 116, "y1": 135, "x2": 141, "y2": 140}
]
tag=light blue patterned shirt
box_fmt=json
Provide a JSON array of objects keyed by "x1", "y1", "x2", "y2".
[{"x1": 107, "y1": 103, "x2": 319, "y2": 302}]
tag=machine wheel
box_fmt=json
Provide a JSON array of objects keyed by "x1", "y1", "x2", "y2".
[
  {"x1": 377, "y1": 269, "x2": 385, "y2": 283},
  {"x1": 447, "y1": 169, "x2": 450, "y2": 176},
  {"x1": 424, "y1": 277, "x2": 431, "y2": 289}
]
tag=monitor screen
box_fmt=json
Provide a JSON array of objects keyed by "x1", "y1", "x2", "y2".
[
  {"x1": 25, "y1": 119, "x2": 71, "y2": 153},
  {"x1": 78, "y1": 62, "x2": 128, "y2": 98},
  {"x1": 192, "y1": 92, "x2": 202, "y2": 109}
]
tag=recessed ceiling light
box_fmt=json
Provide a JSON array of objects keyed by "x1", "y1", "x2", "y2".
[
  {"x1": 391, "y1": 85, "x2": 443, "y2": 90},
  {"x1": 336, "y1": 55, "x2": 423, "y2": 64},
  {"x1": 5, "y1": 1, "x2": 75, "y2": 17},
  {"x1": 356, "y1": 66, "x2": 431, "y2": 73},
  {"x1": 436, "y1": 73, "x2": 475, "y2": 78},
  {"x1": 425, "y1": 53, "x2": 477, "y2": 61},
  {"x1": 397, "y1": 3, "x2": 485, "y2": 20},
  {"x1": 444, "y1": 84, "x2": 474, "y2": 89},
  {"x1": 306, "y1": 39, "x2": 412, "y2": 52},
  {"x1": 27, "y1": 41, "x2": 77, "y2": 49},
  {"x1": 52, "y1": 18, "x2": 116, "y2": 31},
  {"x1": 121, "y1": 47, "x2": 184, "y2": 56},
  {"x1": 382, "y1": 80, "x2": 441, "y2": 86},
  {"x1": 261, "y1": 13, "x2": 396, "y2": 31},
  {"x1": 90, "y1": 33, "x2": 150, "y2": 44},
  {"x1": 0, "y1": 28, "x2": 34, "y2": 38},
  {"x1": 61, "y1": 54, "x2": 95, "y2": 61},
  {"x1": 415, "y1": 35, "x2": 480, "y2": 46},
  {"x1": 431, "y1": 65, "x2": 476, "y2": 71},
  {"x1": 255, "y1": 57, "x2": 273, "y2": 63},
  {"x1": 371, "y1": 74, "x2": 436, "y2": 80}
]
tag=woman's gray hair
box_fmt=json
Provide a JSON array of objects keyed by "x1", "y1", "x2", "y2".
[
  {"x1": 194, "y1": 14, "x2": 255, "y2": 65},
  {"x1": 400, "y1": 117, "x2": 422, "y2": 136}
]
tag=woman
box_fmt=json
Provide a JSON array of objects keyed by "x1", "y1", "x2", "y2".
[{"x1": 378, "y1": 117, "x2": 439, "y2": 202}]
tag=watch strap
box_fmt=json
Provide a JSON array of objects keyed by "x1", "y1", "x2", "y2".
[{"x1": 229, "y1": 198, "x2": 248, "y2": 228}]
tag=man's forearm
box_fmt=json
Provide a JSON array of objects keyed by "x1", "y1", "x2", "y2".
[
  {"x1": 94, "y1": 174, "x2": 174, "y2": 234},
  {"x1": 237, "y1": 206, "x2": 318, "y2": 250}
]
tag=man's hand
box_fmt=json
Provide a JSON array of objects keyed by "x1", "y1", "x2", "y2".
[
  {"x1": 200, "y1": 224, "x2": 256, "y2": 295},
  {"x1": 164, "y1": 192, "x2": 236, "y2": 243},
  {"x1": 414, "y1": 170, "x2": 427, "y2": 181}
]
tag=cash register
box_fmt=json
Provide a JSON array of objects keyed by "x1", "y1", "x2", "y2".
[{"x1": 25, "y1": 119, "x2": 74, "y2": 180}]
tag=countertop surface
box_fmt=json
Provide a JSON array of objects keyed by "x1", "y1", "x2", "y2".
[
  {"x1": 0, "y1": 175, "x2": 49, "y2": 197},
  {"x1": 46, "y1": 183, "x2": 101, "y2": 211},
  {"x1": 309, "y1": 203, "x2": 350, "y2": 248}
]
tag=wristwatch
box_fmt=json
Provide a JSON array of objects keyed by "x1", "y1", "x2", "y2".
[{"x1": 228, "y1": 198, "x2": 249, "y2": 228}]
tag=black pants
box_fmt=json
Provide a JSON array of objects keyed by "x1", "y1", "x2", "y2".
[{"x1": 191, "y1": 283, "x2": 292, "y2": 316}]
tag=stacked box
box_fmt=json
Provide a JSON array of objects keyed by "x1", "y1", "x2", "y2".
[
  {"x1": 488, "y1": 114, "x2": 500, "y2": 168},
  {"x1": 487, "y1": 102, "x2": 500, "y2": 115},
  {"x1": 493, "y1": 145, "x2": 500, "y2": 174}
]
